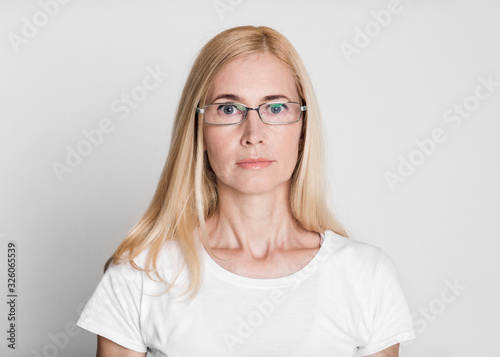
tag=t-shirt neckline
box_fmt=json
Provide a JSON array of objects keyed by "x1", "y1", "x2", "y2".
[{"x1": 201, "y1": 231, "x2": 332, "y2": 288}]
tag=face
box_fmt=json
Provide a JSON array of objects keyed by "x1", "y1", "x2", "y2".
[{"x1": 202, "y1": 52, "x2": 303, "y2": 196}]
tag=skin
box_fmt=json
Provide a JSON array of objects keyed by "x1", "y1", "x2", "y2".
[
  {"x1": 96, "y1": 52, "x2": 399, "y2": 357},
  {"x1": 97, "y1": 335, "x2": 398, "y2": 356},
  {"x1": 202, "y1": 52, "x2": 321, "y2": 278},
  {"x1": 96, "y1": 336, "x2": 145, "y2": 357}
]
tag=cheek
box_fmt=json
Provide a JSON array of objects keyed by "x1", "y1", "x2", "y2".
[
  {"x1": 283, "y1": 128, "x2": 302, "y2": 153},
  {"x1": 286, "y1": 148, "x2": 300, "y2": 174},
  {"x1": 207, "y1": 148, "x2": 225, "y2": 167},
  {"x1": 204, "y1": 132, "x2": 231, "y2": 173},
  {"x1": 274, "y1": 133, "x2": 301, "y2": 176}
]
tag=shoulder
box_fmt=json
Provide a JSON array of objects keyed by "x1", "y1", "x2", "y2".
[
  {"x1": 132, "y1": 239, "x2": 186, "y2": 270},
  {"x1": 322, "y1": 230, "x2": 394, "y2": 283},
  {"x1": 103, "y1": 240, "x2": 187, "y2": 285},
  {"x1": 130, "y1": 239, "x2": 191, "y2": 292}
]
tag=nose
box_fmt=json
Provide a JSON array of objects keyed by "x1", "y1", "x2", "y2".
[{"x1": 240, "y1": 108, "x2": 265, "y2": 146}]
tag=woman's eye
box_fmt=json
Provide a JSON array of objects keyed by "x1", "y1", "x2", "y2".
[
  {"x1": 218, "y1": 105, "x2": 240, "y2": 115},
  {"x1": 267, "y1": 103, "x2": 287, "y2": 115}
]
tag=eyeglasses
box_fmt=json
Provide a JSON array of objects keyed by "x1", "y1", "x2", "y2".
[{"x1": 196, "y1": 101, "x2": 307, "y2": 125}]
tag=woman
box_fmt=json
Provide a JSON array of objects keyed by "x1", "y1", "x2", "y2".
[{"x1": 77, "y1": 25, "x2": 415, "y2": 356}]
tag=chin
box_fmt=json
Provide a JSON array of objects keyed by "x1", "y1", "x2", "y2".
[{"x1": 219, "y1": 177, "x2": 291, "y2": 196}]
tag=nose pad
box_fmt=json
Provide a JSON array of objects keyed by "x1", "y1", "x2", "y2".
[{"x1": 244, "y1": 108, "x2": 262, "y2": 123}]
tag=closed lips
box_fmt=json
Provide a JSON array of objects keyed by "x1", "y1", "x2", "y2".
[{"x1": 236, "y1": 158, "x2": 272, "y2": 164}]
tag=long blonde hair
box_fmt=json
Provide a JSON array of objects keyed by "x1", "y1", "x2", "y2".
[{"x1": 104, "y1": 25, "x2": 350, "y2": 300}]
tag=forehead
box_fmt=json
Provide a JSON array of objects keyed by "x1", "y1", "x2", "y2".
[{"x1": 207, "y1": 52, "x2": 298, "y2": 103}]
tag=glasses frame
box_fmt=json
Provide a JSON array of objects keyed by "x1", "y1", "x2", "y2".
[{"x1": 196, "y1": 101, "x2": 307, "y2": 126}]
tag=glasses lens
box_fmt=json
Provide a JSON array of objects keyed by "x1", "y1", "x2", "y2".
[
  {"x1": 204, "y1": 104, "x2": 247, "y2": 124},
  {"x1": 259, "y1": 102, "x2": 301, "y2": 123}
]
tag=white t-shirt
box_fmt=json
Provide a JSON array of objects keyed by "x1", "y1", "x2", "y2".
[{"x1": 77, "y1": 230, "x2": 416, "y2": 356}]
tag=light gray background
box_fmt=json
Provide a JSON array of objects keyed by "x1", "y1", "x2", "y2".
[{"x1": 1, "y1": 0, "x2": 499, "y2": 356}]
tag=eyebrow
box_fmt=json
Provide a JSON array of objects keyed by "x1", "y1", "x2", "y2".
[{"x1": 210, "y1": 93, "x2": 292, "y2": 103}]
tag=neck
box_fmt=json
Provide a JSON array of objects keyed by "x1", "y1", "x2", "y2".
[{"x1": 204, "y1": 181, "x2": 313, "y2": 259}]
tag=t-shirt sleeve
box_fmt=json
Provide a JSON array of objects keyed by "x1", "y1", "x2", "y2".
[
  {"x1": 76, "y1": 260, "x2": 148, "y2": 353},
  {"x1": 358, "y1": 250, "x2": 416, "y2": 356}
]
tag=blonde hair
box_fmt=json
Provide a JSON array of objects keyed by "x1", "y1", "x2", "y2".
[{"x1": 104, "y1": 25, "x2": 350, "y2": 300}]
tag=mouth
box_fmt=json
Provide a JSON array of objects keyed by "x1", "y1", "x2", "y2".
[
  {"x1": 235, "y1": 157, "x2": 273, "y2": 169},
  {"x1": 236, "y1": 157, "x2": 272, "y2": 164}
]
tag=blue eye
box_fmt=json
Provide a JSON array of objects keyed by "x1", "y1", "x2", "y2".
[
  {"x1": 218, "y1": 104, "x2": 243, "y2": 116},
  {"x1": 267, "y1": 103, "x2": 287, "y2": 115}
]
